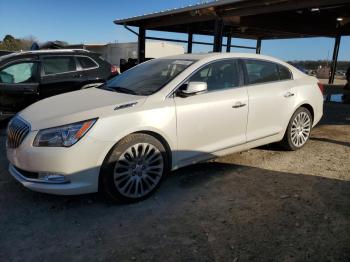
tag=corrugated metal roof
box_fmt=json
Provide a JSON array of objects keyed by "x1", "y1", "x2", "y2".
[{"x1": 114, "y1": 0, "x2": 244, "y2": 24}]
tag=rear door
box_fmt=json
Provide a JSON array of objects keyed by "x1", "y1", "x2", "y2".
[
  {"x1": 40, "y1": 55, "x2": 82, "y2": 98},
  {"x1": 0, "y1": 60, "x2": 39, "y2": 113},
  {"x1": 242, "y1": 59, "x2": 296, "y2": 142},
  {"x1": 76, "y1": 55, "x2": 106, "y2": 87}
]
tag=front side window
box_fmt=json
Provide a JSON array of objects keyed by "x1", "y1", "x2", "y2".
[
  {"x1": 0, "y1": 62, "x2": 37, "y2": 84},
  {"x1": 106, "y1": 59, "x2": 194, "y2": 95},
  {"x1": 77, "y1": 56, "x2": 98, "y2": 69},
  {"x1": 42, "y1": 56, "x2": 76, "y2": 75},
  {"x1": 244, "y1": 60, "x2": 280, "y2": 84},
  {"x1": 188, "y1": 59, "x2": 239, "y2": 92}
]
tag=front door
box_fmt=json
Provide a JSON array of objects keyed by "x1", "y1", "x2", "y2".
[
  {"x1": 0, "y1": 61, "x2": 39, "y2": 114},
  {"x1": 174, "y1": 59, "x2": 248, "y2": 163}
]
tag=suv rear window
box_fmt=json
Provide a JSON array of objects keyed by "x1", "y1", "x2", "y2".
[
  {"x1": 42, "y1": 56, "x2": 76, "y2": 75},
  {"x1": 77, "y1": 56, "x2": 98, "y2": 69}
]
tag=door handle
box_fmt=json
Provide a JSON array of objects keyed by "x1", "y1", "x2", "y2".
[
  {"x1": 232, "y1": 102, "x2": 246, "y2": 108},
  {"x1": 284, "y1": 91, "x2": 295, "y2": 98},
  {"x1": 73, "y1": 74, "x2": 83, "y2": 78}
]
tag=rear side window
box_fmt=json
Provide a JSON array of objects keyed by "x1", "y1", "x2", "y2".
[
  {"x1": 278, "y1": 65, "x2": 292, "y2": 80},
  {"x1": 189, "y1": 59, "x2": 240, "y2": 92},
  {"x1": 77, "y1": 56, "x2": 98, "y2": 69},
  {"x1": 244, "y1": 60, "x2": 279, "y2": 84},
  {"x1": 0, "y1": 62, "x2": 37, "y2": 84},
  {"x1": 42, "y1": 56, "x2": 76, "y2": 75}
]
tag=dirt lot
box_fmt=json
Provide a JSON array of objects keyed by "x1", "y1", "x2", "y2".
[{"x1": 0, "y1": 102, "x2": 349, "y2": 262}]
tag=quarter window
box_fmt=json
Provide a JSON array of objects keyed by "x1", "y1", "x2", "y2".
[
  {"x1": 244, "y1": 60, "x2": 280, "y2": 84},
  {"x1": 278, "y1": 65, "x2": 292, "y2": 80},
  {"x1": 0, "y1": 62, "x2": 37, "y2": 84},
  {"x1": 77, "y1": 56, "x2": 98, "y2": 69},
  {"x1": 42, "y1": 56, "x2": 76, "y2": 75},
  {"x1": 189, "y1": 60, "x2": 239, "y2": 91}
]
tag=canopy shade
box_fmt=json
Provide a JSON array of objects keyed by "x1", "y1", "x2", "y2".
[{"x1": 114, "y1": 0, "x2": 350, "y2": 39}]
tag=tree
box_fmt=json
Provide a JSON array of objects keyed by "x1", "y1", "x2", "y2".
[
  {"x1": 0, "y1": 35, "x2": 38, "y2": 51},
  {"x1": 0, "y1": 35, "x2": 22, "y2": 51}
]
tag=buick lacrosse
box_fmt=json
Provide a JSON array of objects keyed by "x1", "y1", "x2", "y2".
[{"x1": 6, "y1": 53, "x2": 323, "y2": 201}]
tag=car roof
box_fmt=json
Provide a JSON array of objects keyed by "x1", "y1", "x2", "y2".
[
  {"x1": 158, "y1": 52, "x2": 305, "y2": 79},
  {"x1": 162, "y1": 52, "x2": 284, "y2": 62},
  {"x1": 162, "y1": 52, "x2": 299, "y2": 72},
  {"x1": 0, "y1": 49, "x2": 96, "y2": 64},
  {"x1": 20, "y1": 49, "x2": 90, "y2": 55}
]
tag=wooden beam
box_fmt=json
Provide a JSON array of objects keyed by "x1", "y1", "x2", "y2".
[{"x1": 219, "y1": 0, "x2": 350, "y2": 18}]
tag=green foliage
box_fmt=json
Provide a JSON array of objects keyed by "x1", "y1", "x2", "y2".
[{"x1": 0, "y1": 35, "x2": 36, "y2": 51}]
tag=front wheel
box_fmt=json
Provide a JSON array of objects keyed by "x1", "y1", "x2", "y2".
[
  {"x1": 100, "y1": 133, "x2": 169, "y2": 202},
  {"x1": 281, "y1": 107, "x2": 313, "y2": 151}
]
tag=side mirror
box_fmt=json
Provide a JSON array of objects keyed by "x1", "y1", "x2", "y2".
[{"x1": 180, "y1": 81, "x2": 207, "y2": 96}]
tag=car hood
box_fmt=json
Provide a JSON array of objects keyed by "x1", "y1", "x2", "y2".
[{"x1": 19, "y1": 88, "x2": 146, "y2": 131}]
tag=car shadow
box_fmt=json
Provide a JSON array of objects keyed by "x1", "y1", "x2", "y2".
[
  {"x1": 1, "y1": 160, "x2": 349, "y2": 261},
  {"x1": 310, "y1": 137, "x2": 350, "y2": 148}
]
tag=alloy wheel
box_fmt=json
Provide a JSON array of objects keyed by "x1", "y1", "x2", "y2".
[
  {"x1": 113, "y1": 143, "x2": 164, "y2": 198},
  {"x1": 290, "y1": 111, "x2": 311, "y2": 147}
]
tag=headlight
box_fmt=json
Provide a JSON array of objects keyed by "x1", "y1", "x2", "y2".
[{"x1": 33, "y1": 119, "x2": 97, "y2": 147}]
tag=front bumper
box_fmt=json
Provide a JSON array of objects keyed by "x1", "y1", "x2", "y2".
[
  {"x1": 7, "y1": 131, "x2": 115, "y2": 195},
  {"x1": 9, "y1": 164, "x2": 95, "y2": 195}
]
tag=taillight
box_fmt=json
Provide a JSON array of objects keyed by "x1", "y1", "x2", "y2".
[
  {"x1": 111, "y1": 65, "x2": 118, "y2": 74},
  {"x1": 317, "y1": 82, "x2": 324, "y2": 94}
]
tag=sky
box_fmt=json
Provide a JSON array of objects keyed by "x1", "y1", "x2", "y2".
[{"x1": 0, "y1": 0, "x2": 349, "y2": 61}]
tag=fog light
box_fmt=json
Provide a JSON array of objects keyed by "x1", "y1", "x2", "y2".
[{"x1": 38, "y1": 173, "x2": 68, "y2": 183}]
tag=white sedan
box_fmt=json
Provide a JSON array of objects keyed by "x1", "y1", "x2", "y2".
[{"x1": 6, "y1": 53, "x2": 323, "y2": 201}]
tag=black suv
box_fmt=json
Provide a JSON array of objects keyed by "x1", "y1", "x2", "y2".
[{"x1": 0, "y1": 49, "x2": 118, "y2": 120}]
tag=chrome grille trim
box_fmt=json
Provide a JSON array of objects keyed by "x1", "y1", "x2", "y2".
[{"x1": 6, "y1": 116, "x2": 31, "y2": 148}]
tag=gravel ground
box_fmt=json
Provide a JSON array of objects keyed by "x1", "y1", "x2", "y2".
[{"x1": 0, "y1": 102, "x2": 349, "y2": 262}]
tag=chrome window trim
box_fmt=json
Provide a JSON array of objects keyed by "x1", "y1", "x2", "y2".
[
  {"x1": 242, "y1": 58, "x2": 294, "y2": 86},
  {"x1": 75, "y1": 55, "x2": 99, "y2": 71}
]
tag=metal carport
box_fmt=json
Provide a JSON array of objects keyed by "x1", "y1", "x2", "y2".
[{"x1": 114, "y1": 0, "x2": 350, "y2": 83}]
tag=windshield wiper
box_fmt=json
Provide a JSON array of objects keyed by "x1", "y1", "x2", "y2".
[{"x1": 108, "y1": 86, "x2": 139, "y2": 95}]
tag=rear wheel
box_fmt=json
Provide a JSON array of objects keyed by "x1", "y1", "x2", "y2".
[
  {"x1": 281, "y1": 107, "x2": 312, "y2": 151},
  {"x1": 101, "y1": 133, "x2": 168, "y2": 202}
]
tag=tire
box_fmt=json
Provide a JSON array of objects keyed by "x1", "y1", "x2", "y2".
[
  {"x1": 100, "y1": 133, "x2": 169, "y2": 203},
  {"x1": 281, "y1": 107, "x2": 313, "y2": 151}
]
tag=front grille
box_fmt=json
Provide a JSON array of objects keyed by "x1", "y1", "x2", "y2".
[{"x1": 6, "y1": 116, "x2": 30, "y2": 148}]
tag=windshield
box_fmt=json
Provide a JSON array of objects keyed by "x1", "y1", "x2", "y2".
[{"x1": 105, "y1": 59, "x2": 195, "y2": 95}]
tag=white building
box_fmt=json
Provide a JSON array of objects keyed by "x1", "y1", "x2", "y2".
[{"x1": 74, "y1": 41, "x2": 185, "y2": 66}]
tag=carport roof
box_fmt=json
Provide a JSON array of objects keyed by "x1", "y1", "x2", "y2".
[{"x1": 114, "y1": 0, "x2": 350, "y2": 39}]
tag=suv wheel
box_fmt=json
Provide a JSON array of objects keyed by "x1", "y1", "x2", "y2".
[
  {"x1": 281, "y1": 107, "x2": 312, "y2": 151},
  {"x1": 101, "y1": 133, "x2": 169, "y2": 202}
]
